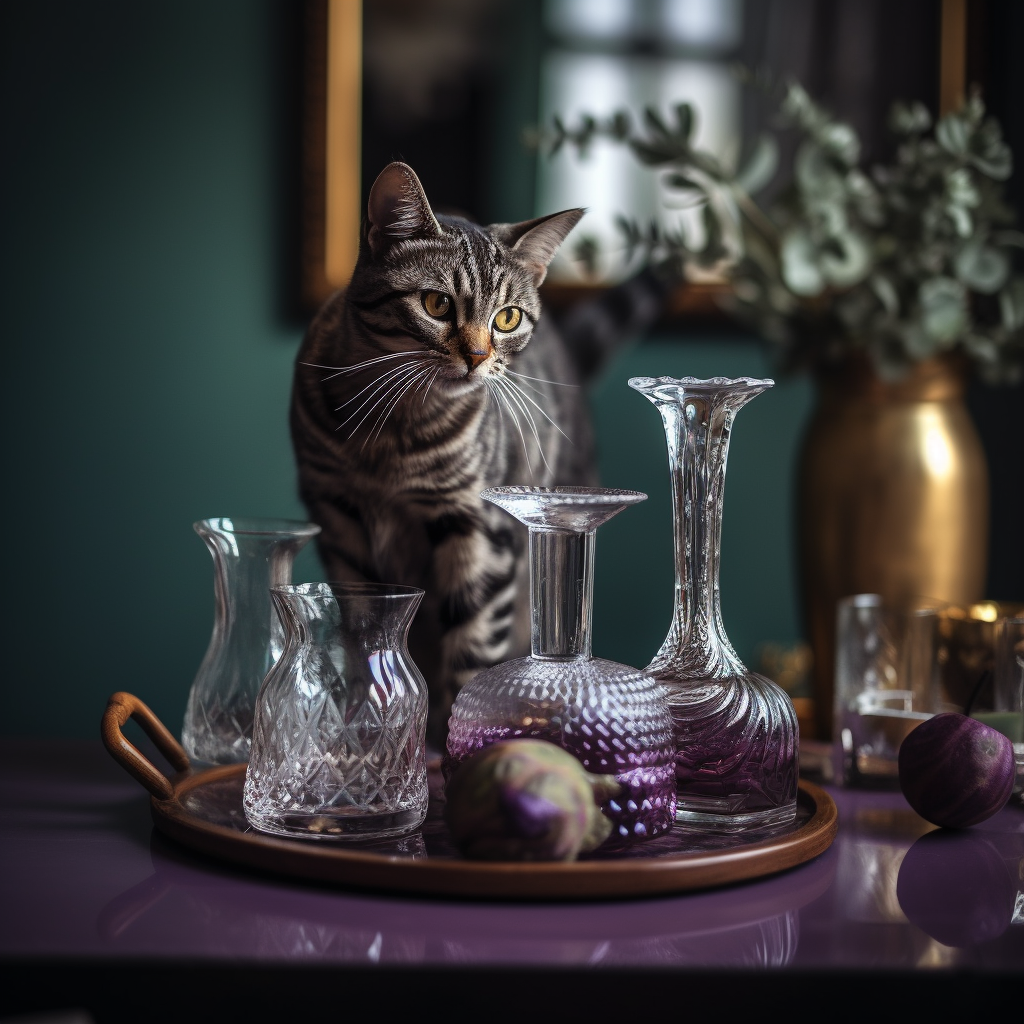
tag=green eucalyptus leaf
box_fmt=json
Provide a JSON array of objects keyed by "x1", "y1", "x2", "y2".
[
  {"x1": 953, "y1": 240, "x2": 1010, "y2": 293},
  {"x1": 869, "y1": 273, "x2": 899, "y2": 314},
  {"x1": 999, "y1": 278, "x2": 1024, "y2": 331},
  {"x1": 820, "y1": 122, "x2": 860, "y2": 166},
  {"x1": 573, "y1": 235, "x2": 600, "y2": 276},
  {"x1": 736, "y1": 135, "x2": 778, "y2": 195},
  {"x1": 937, "y1": 113, "x2": 970, "y2": 156},
  {"x1": 644, "y1": 107, "x2": 671, "y2": 139},
  {"x1": 628, "y1": 139, "x2": 681, "y2": 165},
  {"x1": 969, "y1": 120, "x2": 1012, "y2": 180},
  {"x1": 610, "y1": 111, "x2": 631, "y2": 140},
  {"x1": 969, "y1": 146, "x2": 1012, "y2": 180},
  {"x1": 820, "y1": 231, "x2": 871, "y2": 288},
  {"x1": 781, "y1": 229, "x2": 825, "y2": 296},
  {"x1": 947, "y1": 203, "x2": 974, "y2": 239},
  {"x1": 795, "y1": 142, "x2": 845, "y2": 200},
  {"x1": 889, "y1": 101, "x2": 932, "y2": 135},
  {"x1": 945, "y1": 167, "x2": 980, "y2": 208},
  {"x1": 919, "y1": 277, "x2": 968, "y2": 343},
  {"x1": 664, "y1": 171, "x2": 703, "y2": 191},
  {"x1": 673, "y1": 103, "x2": 695, "y2": 142}
]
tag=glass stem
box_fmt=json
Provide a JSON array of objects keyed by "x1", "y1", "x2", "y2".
[
  {"x1": 658, "y1": 399, "x2": 745, "y2": 679},
  {"x1": 530, "y1": 527, "x2": 595, "y2": 660}
]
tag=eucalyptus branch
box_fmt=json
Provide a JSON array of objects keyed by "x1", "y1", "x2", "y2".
[{"x1": 549, "y1": 81, "x2": 1023, "y2": 382}]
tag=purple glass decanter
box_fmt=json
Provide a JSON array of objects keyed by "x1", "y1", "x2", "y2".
[
  {"x1": 629, "y1": 376, "x2": 799, "y2": 832},
  {"x1": 445, "y1": 486, "x2": 677, "y2": 843}
]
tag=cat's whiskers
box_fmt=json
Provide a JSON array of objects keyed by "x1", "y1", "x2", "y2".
[
  {"x1": 338, "y1": 362, "x2": 426, "y2": 432},
  {"x1": 332, "y1": 354, "x2": 437, "y2": 411},
  {"x1": 504, "y1": 368, "x2": 578, "y2": 388},
  {"x1": 365, "y1": 365, "x2": 436, "y2": 448},
  {"x1": 421, "y1": 365, "x2": 444, "y2": 405},
  {"x1": 304, "y1": 350, "x2": 437, "y2": 383},
  {"x1": 492, "y1": 375, "x2": 551, "y2": 474},
  {"x1": 500, "y1": 375, "x2": 573, "y2": 445},
  {"x1": 486, "y1": 378, "x2": 533, "y2": 475}
]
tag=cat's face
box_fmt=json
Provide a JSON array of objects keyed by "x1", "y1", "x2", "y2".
[{"x1": 346, "y1": 163, "x2": 583, "y2": 393}]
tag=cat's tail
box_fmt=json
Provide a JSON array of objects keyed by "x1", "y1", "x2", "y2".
[{"x1": 549, "y1": 267, "x2": 671, "y2": 384}]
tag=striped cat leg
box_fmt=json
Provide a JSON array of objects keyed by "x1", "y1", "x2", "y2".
[{"x1": 427, "y1": 510, "x2": 519, "y2": 740}]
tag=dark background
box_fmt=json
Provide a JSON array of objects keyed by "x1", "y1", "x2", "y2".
[{"x1": 1, "y1": 0, "x2": 1020, "y2": 738}]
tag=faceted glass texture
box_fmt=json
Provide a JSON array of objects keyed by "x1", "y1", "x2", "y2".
[
  {"x1": 629, "y1": 376, "x2": 799, "y2": 832},
  {"x1": 445, "y1": 486, "x2": 677, "y2": 844},
  {"x1": 182, "y1": 517, "x2": 320, "y2": 765},
  {"x1": 244, "y1": 582, "x2": 429, "y2": 841}
]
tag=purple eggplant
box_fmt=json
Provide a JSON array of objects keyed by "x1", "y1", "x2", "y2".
[
  {"x1": 444, "y1": 739, "x2": 623, "y2": 861},
  {"x1": 898, "y1": 713, "x2": 1015, "y2": 828}
]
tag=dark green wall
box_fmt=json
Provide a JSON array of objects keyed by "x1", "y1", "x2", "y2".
[{"x1": 1, "y1": 1, "x2": 811, "y2": 739}]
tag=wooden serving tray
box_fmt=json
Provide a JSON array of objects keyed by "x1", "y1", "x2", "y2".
[{"x1": 102, "y1": 691, "x2": 838, "y2": 901}]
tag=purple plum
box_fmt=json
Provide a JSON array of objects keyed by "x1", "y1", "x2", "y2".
[
  {"x1": 444, "y1": 739, "x2": 623, "y2": 861},
  {"x1": 898, "y1": 713, "x2": 1015, "y2": 828}
]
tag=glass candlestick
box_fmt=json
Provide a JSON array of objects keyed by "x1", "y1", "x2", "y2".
[
  {"x1": 629, "y1": 376, "x2": 798, "y2": 832},
  {"x1": 445, "y1": 486, "x2": 677, "y2": 844}
]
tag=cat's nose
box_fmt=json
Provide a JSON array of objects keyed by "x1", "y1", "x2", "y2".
[{"x1": 459, "y1": 326, "x2": 493, "y2": 372}]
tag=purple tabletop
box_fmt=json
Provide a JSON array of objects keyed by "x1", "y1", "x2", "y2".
[{"x1": 2, "y1": 738, "x2": 1022, "y2": 987}]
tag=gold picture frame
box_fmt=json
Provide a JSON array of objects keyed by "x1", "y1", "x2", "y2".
[
  {"x1": 301, "y1": 1, "x2": 971, "y2": 319},
  {"x1": 302, "y1": 0, "x2": 362, "y2": 311}
]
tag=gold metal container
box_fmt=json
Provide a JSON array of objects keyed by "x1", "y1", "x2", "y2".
[{"x1": 799, "y1": 356, "x2": 989, "y2": 739}]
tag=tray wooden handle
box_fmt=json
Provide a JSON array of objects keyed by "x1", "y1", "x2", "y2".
[{"x1": 101, "y1": 691, "x2": 191, "y2": 799}]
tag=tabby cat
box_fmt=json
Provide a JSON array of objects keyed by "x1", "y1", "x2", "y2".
[{"x1": 292, "y1": 161, "x2": 661, "y2": 742}]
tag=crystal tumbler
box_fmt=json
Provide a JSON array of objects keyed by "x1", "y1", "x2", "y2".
[
  {"x1": 444, "y1": 486, "x2": 678, "y2": 844},
  {"x1": 243, "y1": 582, "x2": 429, "y2": 840},
  {"x1": 832, "y1": 594, "x2": 940, "y2": 788}
]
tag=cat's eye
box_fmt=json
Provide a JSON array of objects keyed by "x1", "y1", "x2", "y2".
[
  {"x1": 422, "y1": 291, "x2": 452, "y2": 318},
  {"x1": 493, "y1": 306, "x2": 522, "y2": 332}
]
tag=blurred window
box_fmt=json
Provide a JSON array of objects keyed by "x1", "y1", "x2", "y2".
[{"x1": 537, "y1": 0, "x2": 743, "y2": 281}]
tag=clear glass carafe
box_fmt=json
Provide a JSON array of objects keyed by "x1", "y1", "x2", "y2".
[
  {"x1": 244, "y1": 582, "x2": 429, "y2": 840},
  {"x1": 629, "y1": 376, "x2": 799, "y2": 832},
  {"x1": 182, "y1": 517, "x2": 320, "y2": 765},
  {"x1": 445, "y1": 486, "x2": 677, "y2": 844}
]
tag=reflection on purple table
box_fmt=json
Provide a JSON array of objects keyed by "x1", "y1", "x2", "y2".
[{"x1": 1, "y1": 738, "x2": 1022, "y2": 976}]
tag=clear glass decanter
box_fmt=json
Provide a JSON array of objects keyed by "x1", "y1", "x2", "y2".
[
  {"x1": 629, "y1": 377, "x2": 799, "y2": 832},
  {"x1": 182, "y1": 516, "x2": 321, "y2": 765},
  {"x1": 445, "y1": 486, "x2": 678, "y2": 843},
  {"x1": 244, "y1": 582, "x2": 429, "y2": 840}
]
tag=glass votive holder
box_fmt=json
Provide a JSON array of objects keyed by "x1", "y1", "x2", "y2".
[
  {"x1": 832, "y1": 594, "x2": 942, "y2": 788},
  {"x1": 933, "y1": 601, "x2": 1024, "y2": 713}
]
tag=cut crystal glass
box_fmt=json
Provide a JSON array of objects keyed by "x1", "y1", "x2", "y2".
[
  {"x1": 629, "y1": 376, "x2": 799, "y2": 832},
  {"x1": 182, "y1": 517, "x2": 321, "y2": 765},
  {"x1": 445, "y1": 486, "x2": 678, "y2": 844},
  {"x1": 244, "y1": 582, "x2": 429, "y2": 841}
]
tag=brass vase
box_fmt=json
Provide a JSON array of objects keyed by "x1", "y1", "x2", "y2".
[{"x1": 799, "y1": 355, "x2": 989, "y2": 739}]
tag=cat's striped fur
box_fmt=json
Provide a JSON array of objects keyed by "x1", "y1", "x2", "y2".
[{"x1": 291, "y1": 162, "x2": 661, "y2": 742}]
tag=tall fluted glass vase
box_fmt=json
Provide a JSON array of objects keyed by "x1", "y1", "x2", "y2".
[
  {"x1": 182, "y1": 516, "x2": 321, "y2": 765},
  {"x1": 629, "y1": 376, "x2": 798, "y2": 832}
]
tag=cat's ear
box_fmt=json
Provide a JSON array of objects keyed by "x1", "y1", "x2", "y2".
[
  {"x1": 367, "y1": 162, "x2": 442, "y2": 254},
  {"x1": 490, "y1": 209, "x2": 585, "y2": 285}
]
